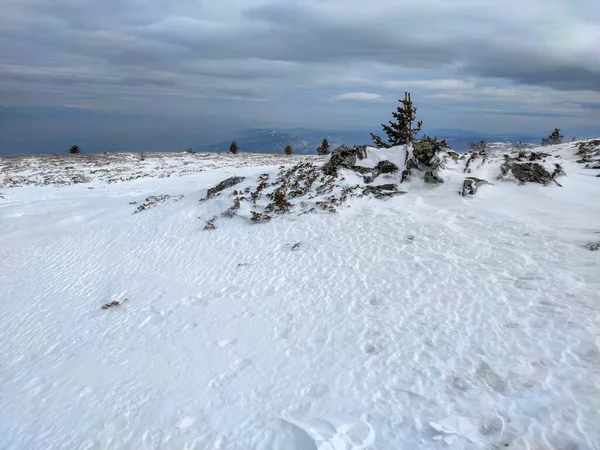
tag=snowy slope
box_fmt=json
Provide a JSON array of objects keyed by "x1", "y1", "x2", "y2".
[{"x1": 1, "y1": 142, "x2": 599, "y2": 450}]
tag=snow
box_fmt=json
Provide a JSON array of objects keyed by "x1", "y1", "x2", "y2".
[{"x1": 1, "y1": 143, "x2": 600, "y2": 449}]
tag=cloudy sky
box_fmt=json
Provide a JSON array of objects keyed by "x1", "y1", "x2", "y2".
[{"x1": 1, "y1": 0, "x2": 599, "y2": 148}]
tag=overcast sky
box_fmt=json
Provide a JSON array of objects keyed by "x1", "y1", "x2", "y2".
[{"x1": 1, "y1": 0, "x2": 600, "y2": 138}]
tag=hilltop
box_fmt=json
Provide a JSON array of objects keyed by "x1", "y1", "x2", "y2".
[{"x1": 0, "y1": 140, "x2": 599, "y2": 449}]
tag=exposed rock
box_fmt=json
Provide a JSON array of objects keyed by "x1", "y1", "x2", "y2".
[
  {"x1": 349, "y1": 165, "x2": 371, "y2": 174},
  {"x1": 424, "y1": 167, "x2": 444, "y2": 184},
  {"x1": 206, "y1": 176, "x2": 246, "y2": 199},
  {"x1": 348, "y1": 160, "x2": 398, "y2": 184},
  {"x1": 361, "y1": 160, "x2": 399, "y2": 184},
  {"x1": 506, "y1": 162, "x2": 554, "y2": 185},
  {"x1": 585, "y1": 164, "x2": 600, "y2": 169},
  {"x1": 322, "y1": 146, "x2": 359, "y2": 176},
  {"x1": 461, "y1": 177, "x2": 490, "y2": 196},
  {"x1": 375, "y1": 160, "x2": 399, "y2": 174},
  {"x1": 552, "y1": 164, "x2": 566, "y2": 179},
  {"x1": 363, "y1": 184, "x2": 406, "y2": 199},
  {"x1": 401, "y1": 169, "x2": 412, "y2": 183},
  {"x1": 528, "y1": 152, "x2": 551, "y2": 161},
  {"x1": 585, "y1": 241, "x2": 600, "y2": 251},
  {"x1": 464, "y1": 153, "x2": 479, "y2": 173},
  {"x1": 355, "y1": 145, "x2": 368, "y2": 160}
]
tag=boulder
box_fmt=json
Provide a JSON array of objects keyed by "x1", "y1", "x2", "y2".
[
  {"x1": 322, "y1": 146, "x2": 359, "y2": 176},
  {"x1": 375, "y1": 160, "x2": 399, "y2": 174},
  {"x1": 355, "y1": 145, "x2": 368, "y2": 160},
  {"x1": 424, "y1": 167, "x2": 444, "y2": 184},
  {"x1": 461, "y1": 177, "x2": 490, "y2": 196},
  {"x1": 206, "y1": 176, "x2": 245, "y2": 199},
  {"x1": 506, "y1": 162, "x2": 554, "y2": 185},
  {"x1": 363, "y1": 184, "x2": 406, "y2": 199}
]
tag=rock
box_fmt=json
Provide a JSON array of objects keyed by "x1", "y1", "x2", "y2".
[
  {"x1": 401, "y1": 169, "x2": 412, "y2": 183},
  {"x1": 461, "y1": 177, "x2": 490, "y2": 196},
  {"x1": 206, "y1": 176, "x2": 246, "y2": 199},
  {"x1": 322, "y1": 146, "x2": 359, "y2": 176},
  {"x1": 363, "y1": 184, "x2": 406, "y2": 199},
  {"x1": 375, "y1": 160, "x2": 399, "y2": 174},
  {"x1": 424, "y1": 167, "x2": 444, "y2": 184},
  {"x1": 360, "y1": 160, "x2": 400, "y2": 183},
  {"x1": 585, "y1": 164, "x2": 600, "y2": 169},
  {"x1": 464, "y1": 153, "x2": 479, "y2": 173},
  {"x1": 348, "y1": 165, "x2": 373, "y2": 175},
  {"x1": 585, "y1": 241, "x2": 600, "y2": 251},
  {"x1": 355, "y1": 145, "x2": 368, "y2": 160},
  {"x1": 507, "y1": 162, "x2": 553, "y2": 185},
  {"x1": 413, "y1": 141, "x2": 438, "y2": 165},
  {"x1": 552, "y1": 164, "x2": 566, "y2": 178},
  {"x1": 528, "y1": 152, "x2": 551, "y2": 161}
]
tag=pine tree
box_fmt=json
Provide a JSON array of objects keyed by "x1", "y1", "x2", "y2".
[
  {"x1": 370, "y1": 92, "x2": 422, "y2": 148},
  {"x1": 284, "y1": 144, "x2": 293, "y2": 155},
  {"x1": 69, "y1": 145, "x2": 80, "y2": 154},
  {"x1": 541, "y1": 128, "x2": 563, "y2": 146},
  {"x1": 316, "y1": 138, "x2": 330, "y2": 155},
  {"x1": 229, "y1": 141, "x2": 239, "y2": 154}
]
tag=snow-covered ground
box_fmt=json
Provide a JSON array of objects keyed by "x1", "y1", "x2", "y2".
[{"x1": 1, "y1": 143, "x2": 599, "y2": 449}]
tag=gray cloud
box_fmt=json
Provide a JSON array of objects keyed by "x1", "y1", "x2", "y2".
[{"x1": 0, "y1": 0, "x2": 599, "y2": 134}]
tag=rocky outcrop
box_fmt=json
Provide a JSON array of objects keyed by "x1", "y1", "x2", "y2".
[
  {"x1": 375, "y1": 160, "x2": 399, "y2": 174},
  {"x1": 360, "y1": 160, "x2": 400, "y2": 184},
  {"x1": 363, "y1": 184, "x2": 406, "y2": 199},
  {"x1": 424, "y1": 167, "x2": 444, "y2": 184},
  {"x1": 500, "y1": 162, "x2": 554, "y2": 185},
  {"x1": 206, "y1": 176, "x2": 246, "y2": 199},
  {"x1": 461, "y1": 177, "x2": 490, "y2": 196},
  {"x1": 585, "y1": 241, "x2": 600, "y2": 251},
  {"x1": 321, "y1": 146, "x2": 359, "y2": 176}
]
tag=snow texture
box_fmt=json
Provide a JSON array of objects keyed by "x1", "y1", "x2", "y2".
[{"x1": 1, "y1": 141, "x2": 600, "y2": 449}]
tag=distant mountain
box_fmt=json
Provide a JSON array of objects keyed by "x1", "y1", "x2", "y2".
[{"x1": 198, "y1": 128, "x2": 372, "y2": 155}]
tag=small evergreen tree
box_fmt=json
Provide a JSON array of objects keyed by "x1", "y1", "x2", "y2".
[
  {"x1": 229, "y1": 141, "x2": 239, "y2": 154},
  {"x1": 316, "y1": 138, "x2": 330, "y2": 155},
  {"x1": 284, "y1": 144, "x2": 293, "y2": 155},
  {"x1": 541, "y1": 128, "x2": 563, "y2": 146},
  {"x1": 69, "y1": 145, "x2": 80, "y2": 154},
  {"x1": 371, "y1": 92, "x2": 422, "y2": 148}
]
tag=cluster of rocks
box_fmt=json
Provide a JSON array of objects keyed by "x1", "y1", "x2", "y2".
[
  {"x1": 499, "y1": 157, "x2": 565, "y2": 186},
  {"x1": 202, "y1": 141, "x2": 586, "y2": 227},
  {"x1": 575, "y1": 140, "x2": 600, "y2": 175}
]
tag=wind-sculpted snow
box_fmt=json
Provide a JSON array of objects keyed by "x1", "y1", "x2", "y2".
[{"x1": 0, "y1": 141, "x2": 599, "y2": 449}]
